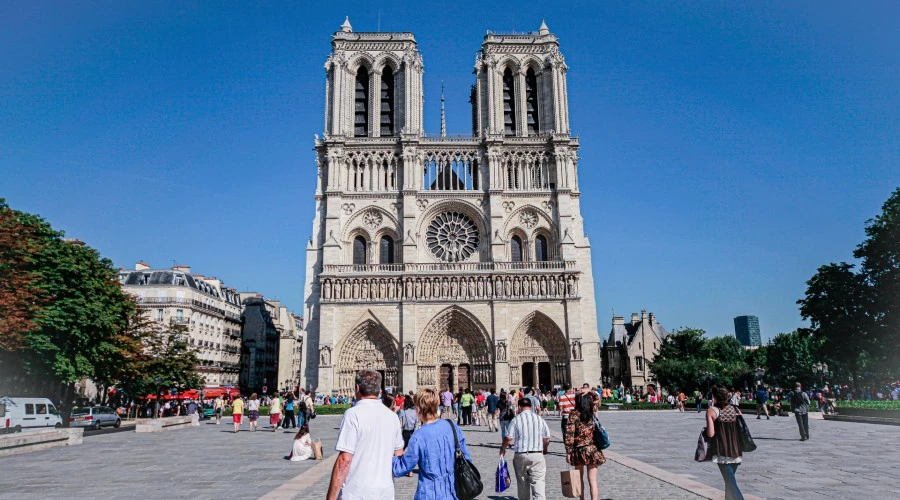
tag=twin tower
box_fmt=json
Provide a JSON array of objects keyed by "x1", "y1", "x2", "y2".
[{"x1": 301, "y1": 19, "x2": 601, "y2": 395}]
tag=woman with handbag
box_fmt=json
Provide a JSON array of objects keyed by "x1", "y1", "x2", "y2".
[
  {"x1": 563, "y1": 394, "x2": 606, "y2": 500},
  {"x1": 392, "y1": 388, "x2": 477, "y2": 500},
  {"x1": 706, "y1": 386, "x2": 745, "y2": 500},
  {"x1": 289, "y1": 424, "x2": 313, "y2": 461},
  {"x1": 497, "y1": 389, "x2": 513, "y2": 442}
]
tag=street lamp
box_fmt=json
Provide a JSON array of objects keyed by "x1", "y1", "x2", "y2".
[
  {"x1": 813, "y1": 362, "x2": 829, "y2": 389},
  {"x1": 153, "y1": 377, "x2": 162, "y2": 419}
]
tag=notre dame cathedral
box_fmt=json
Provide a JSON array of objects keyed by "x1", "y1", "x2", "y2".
[{"x1": 301, "y1": 18, "x2": 601, "y2": 394}]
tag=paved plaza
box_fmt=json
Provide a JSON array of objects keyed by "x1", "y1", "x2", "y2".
[{"x1": 0, "y1": 410, "x2": 893, "y2": 499}]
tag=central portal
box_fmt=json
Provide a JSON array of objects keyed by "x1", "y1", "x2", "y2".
[{"x1": 417, "y1": 306, "x2": 493, "y2": 390}]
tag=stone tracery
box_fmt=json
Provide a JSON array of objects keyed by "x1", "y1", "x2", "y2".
[
  {"x1": 508, "y1": 311, "x2": 568, "y2": 387},
  {"x1": 416, "y1": 306, "x2": 493, "y2": 388},
  {"x1": 336, "y1": 319, "x2": 400, "y2": 392}
]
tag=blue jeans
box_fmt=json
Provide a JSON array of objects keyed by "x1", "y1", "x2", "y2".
[{"x1": 717, "y1": 463, "x2": 744, "y2": 500}]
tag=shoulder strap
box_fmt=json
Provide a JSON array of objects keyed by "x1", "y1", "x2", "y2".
[{"x1": 445, "y1": 419, "x2": 462, "y2": 457}]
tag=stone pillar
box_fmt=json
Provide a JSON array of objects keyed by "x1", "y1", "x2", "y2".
[{"x1": 371, "y1": 69, "x2": 382, "y2": 137}]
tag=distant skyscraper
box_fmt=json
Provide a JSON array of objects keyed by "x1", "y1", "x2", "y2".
[{"x1": 733, "y1": 316, "x2": 762, "y2": 347}]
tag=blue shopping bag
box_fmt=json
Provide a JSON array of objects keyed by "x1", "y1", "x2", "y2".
[{"x1": 496, "y1": 457, "x2": 511, "y2": 492}]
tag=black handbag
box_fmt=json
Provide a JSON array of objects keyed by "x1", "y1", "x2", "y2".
[
  {"x1": 446, "y1": 420, "x2": 483, "y2": 500},
  {"x1": 694, "y1": 428, "x2": 714, "y2": 462},
  {"x1": 736, "y1": 415, "x2": 757, "y2": 452}
]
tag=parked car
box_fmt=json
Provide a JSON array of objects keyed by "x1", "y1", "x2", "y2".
[
  {"x1": 201, "y1": 404, "x2": 215, "y2": 419},
  {"x1": 70, "y1": 406, "x2": 121, "y2": 430},
  {"x1": 1, "y1": 397, "x2": 64, "y2": 433}
]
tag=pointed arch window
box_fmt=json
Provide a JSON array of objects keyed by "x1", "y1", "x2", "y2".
[
  {"x1": 354, "y1": 67, "x2": 370, "y2": 137},
  {"x1": 380, "y1": 67, "x2": 395, "y2": 137},
  {"x1": 525, "y1": 68, "x2": 540, "y2": 135},
  {"x1": 510, "y1": 235, "x2": 523, "y2": 263},
  {"x1": 353, "y1": 236, "x2": 368, "y2": 265},
  {"x1": 535, "y1": 234, "x2": 549, "y2": 261},
  {"x1": 379, "y1": 236, "x2": 395, "y2": 264},
  {"x1": 502, "y1": 68, "x2": 517, "y2": 136}
]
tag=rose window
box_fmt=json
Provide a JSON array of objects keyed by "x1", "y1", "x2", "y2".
[{"x1": 426, "y1": 211, "x2": 480, "y2": 262}]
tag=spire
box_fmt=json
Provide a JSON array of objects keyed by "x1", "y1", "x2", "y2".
[
  {"x1": 341, "y1": 16, "x2": 352, "y2": 33},
  {"x1": 539, "y1": 19, "x2": 549, "y2": 35},
  {"x1": 440, "y1": 81, "x2": 446, "y2": 138}
]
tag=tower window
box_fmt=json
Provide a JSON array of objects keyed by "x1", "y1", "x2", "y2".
[
  {"x1": 380, "y1": 67, "x2": 394, "y2": 137},
  {"x1": 502, "y1": 68, "x2": 517, "y2": 136},
  {"x1": 510, "y1": 235, "x2": 523, "y2": 263},
  {"x1": 535, "y1": 234, "x2": 548, "y2": 262},
  {"x1": 525, "y1": 68, "x2": 539, "y2": 135},
  {"x1": 353, "y1": 236, "x2": 367, "y2": 265},
  {"x1": 354, "y1": 67, "x2": 369, "y2": 137},
  {"x1": 379, "y1": 236, "x2": 395, "y2": 264}
]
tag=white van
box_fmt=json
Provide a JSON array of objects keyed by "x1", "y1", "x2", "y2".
[{"x1": 0, "y1": 397, "x2": 64, "y2": 433}]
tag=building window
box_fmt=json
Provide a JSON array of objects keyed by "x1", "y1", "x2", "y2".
[
  {"x1": 535, "y1": 234, "x2": 548, "y2": 262},
  {"x1": 353, "y1": 236, "x2": 367, "y2": 265},
  {"x1": 176, "y1": 309, "x2": 184, "y2": 319},
  {"x1": 510, "y1": 235, "x2": 523, "y2": 262},
  {"x1": 380, "y1": 67, "x2": 394, "y2": 136},
  {"x1": 379, "y1": 236, "x2": 395, "y2": 264},
  {"x1": 525, "y1": 67, "x2": 539, "y2": 135},
  {"x1": 502, "y1": 68, "x2": 517, "y2": 136},
  {"x1": 635, "y1": 356, "x2": 644, "y2": 372},
  {"x1": 156, "y1": 309, "x2": 164, "y2": 322},
  {"x1": 354, "y1": 67, "x2": 369, "y2": 137}
]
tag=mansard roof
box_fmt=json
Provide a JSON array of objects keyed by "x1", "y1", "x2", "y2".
[{"x1": 119, "y1": 268, "x2": 242, "y2": 306}]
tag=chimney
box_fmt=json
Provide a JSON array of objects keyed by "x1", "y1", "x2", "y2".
[
  {"x1": 649, "y1": 312, "x2": 655, "y2": 323},
  {"x1": 135, "y1": 261, "x2": 150, "y2": 271},
  {"x1": 641, "y1": 309, "x2": 647, "y2": 320},
  {"x1": 173, "y1": 264, "x2": 191, "y2": 274},
  {"x1": 612, "y1": 316, "x2": 624, "y2": 326},
  {"x1": 631, "y1": 313, "x2": 639, "y2": 325}
]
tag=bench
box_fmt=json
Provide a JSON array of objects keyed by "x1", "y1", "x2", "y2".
[
  {"x1": 135, "y1": 414, "x2": 199, "y2": 433},
  {"x1": 0, "y1": 428, "x2": 83, "y2": 457}
]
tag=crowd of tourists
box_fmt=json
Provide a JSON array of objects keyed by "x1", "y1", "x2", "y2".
[{"x1": 320, "y1": 371, "x2": 608, "y2": 500}]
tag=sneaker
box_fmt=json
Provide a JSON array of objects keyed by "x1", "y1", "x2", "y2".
[{"x1": 757, "y1": 416, "x2": 761, "y2": 420}]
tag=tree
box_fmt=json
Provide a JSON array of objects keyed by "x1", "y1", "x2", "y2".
[
  {"x1": 0, "y1": 199, "x2": 49, "y2": 351},
  {"x1": 799, "y1": 187, "x2": 900, "y2": 379},
  {"x1": 650, "y1": 327, "x2": 711, "y2": 392},
  {"x1": 135, "y1": 325, "x2": 202, "y2": 396},
  {"x1": 765, "y1": 329, "x2": 820, "y2": 388},
  {"x1": 0, "y1": 201, "x2": 141, "y2": 414},
  {"x1": 853, "y1": 188, "x2": 900, "y2": 374}
]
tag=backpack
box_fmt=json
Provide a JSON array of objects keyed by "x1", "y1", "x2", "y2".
[
  {"x1": 297, "y1": 398, "x2": 308, "y2": 414},
  {"x1": 402, "y1": 409, "x2": 418, "y2": 431}
]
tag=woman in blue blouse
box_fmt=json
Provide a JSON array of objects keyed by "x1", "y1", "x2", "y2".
[{"x1": 392, "y1": 388, "x2": 473, "y2": 500}]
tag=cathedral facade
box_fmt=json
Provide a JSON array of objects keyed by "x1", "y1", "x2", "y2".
[{"x1": 301, "y1": 19, "x2": 601, "y2": 394}]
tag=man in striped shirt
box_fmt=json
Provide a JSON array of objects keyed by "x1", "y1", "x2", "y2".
[
  {"x1": 557, "y1": 384, "x2": 576, "y2": 437},
  {"x1": 500, "y1": 397, "x2": 550, "y2": 500}
]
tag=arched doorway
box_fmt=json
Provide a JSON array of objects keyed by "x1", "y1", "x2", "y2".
[
  {"x1": 336, "y1": 319, "x2": 400, "y2": 393},
  {"x1": 417, "y1": 306, "x2": 493, "y2": 391},
  {"x1": 509, "y1": 312, "x2": 568, "y2": 391}
]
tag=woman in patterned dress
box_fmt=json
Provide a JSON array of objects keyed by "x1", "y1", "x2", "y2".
[
  {"x1": 706, "y1": 385, "x2": 744, "y2": 500},
  {"x1": 564, "y1": 394, "x2": 606, "y2": 500}
]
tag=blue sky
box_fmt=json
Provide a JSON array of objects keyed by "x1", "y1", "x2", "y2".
[{"x1": 2, "y1": 1, "x2": 897, "y2": 341}]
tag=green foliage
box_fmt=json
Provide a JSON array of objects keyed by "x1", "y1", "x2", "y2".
[
  {"x1": 765, "y1": 330, "x2": 821, "y2": 388},
  {"x1": 799, "y1": 187, "x2": 900, "y2": 379},
  {"x1": 0, "y1": 204, "x2": 136, "y2": 394},
  {"x1": 835, "y1": 400, "x2": 900, "y2": 411},
  {"x1": 599, "y1": 402, "x2": 671, "y2": 411},
  {"x1": 314, "y1": 404, "x2": 352, "y2": 415},
  {"x1": 650, "y1": 328, "x2": 750, "y2": 391}
]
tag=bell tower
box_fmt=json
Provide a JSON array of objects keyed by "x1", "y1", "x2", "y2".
[{"x1": 322, "y1": 17, "x2": 424, "y2": 139}]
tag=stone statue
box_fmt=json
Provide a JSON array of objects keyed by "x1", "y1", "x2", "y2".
[
  {"x1": 320, "y1": 347, "x2": 331, "y2": 366},
  {"x1": 323, "y1": 280, "x2": 332, "y2": 299}
]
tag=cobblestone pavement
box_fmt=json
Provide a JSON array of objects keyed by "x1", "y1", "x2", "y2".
[
  {"x1": 293, "y1": 415, "x2": 702, "y2": 500},
  {"x1": 0, "y1": 414, "x2": 702, "y2": 499},
  {"x1": 595, "y1": 409, "x2": 900, "y2": 500},
  {"x1": 3, "y1": 410, "x2": 890, "y2": 499}
]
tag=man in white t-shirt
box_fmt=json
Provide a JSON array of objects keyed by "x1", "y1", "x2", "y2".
[{"x1": 327, "y1": 369, "x2": 403, "y2": 500}]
